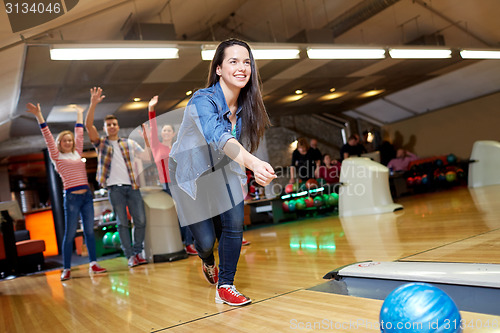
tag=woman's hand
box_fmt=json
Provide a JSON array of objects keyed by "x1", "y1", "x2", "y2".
[
  {"x1": 26, "y1": 103, "x2": 45, "y2": 124},
  {"x1": 26, "y1": 103, "x2": 45, "y2": 123},
  {"x1": 251, "y1": 160, "x2": 276, "y2": 186},
  {"x1": 73, "y1": 105, "x2": 85, "y2": 123},
  {"x1": 149, "y1": 95, "x2": 158, "y2": 112},
  {"x1": 222, "y1": 138, "x2": 276, "y2": 186},
  {"x1": 74, "y1": 105, "x2": 84, "y2": 114},
  {"x1": 26, "y1": 102, "x2": 41, "y2": 116}
]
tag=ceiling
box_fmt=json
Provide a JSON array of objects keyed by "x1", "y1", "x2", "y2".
[{"x1": 1, "y1": 0, "x2": 500, "y2": 158}]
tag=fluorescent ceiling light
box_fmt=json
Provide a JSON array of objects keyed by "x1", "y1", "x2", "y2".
[
  {"x1": 201, "y1": 49, "x2": 216, "y2": 61},
  {"x1": 307, "y1": 48, "x2": 385, "y2": 59},
  {"x1": 389, "y1": 48, "x2": 451, "y2": 59},
  {"x1": 460, "y1": 49, "x2": 500, "y2": 59},
  {"x1": 201, "y1": 47, "x2": 300, "y2": 61},
  {"x1": 50, "y1": 44, "x2": 179, "y2": 60}
]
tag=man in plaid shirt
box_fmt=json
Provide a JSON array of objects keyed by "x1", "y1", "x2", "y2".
[{"x1": 85, "y1": 87, "x2": 150, "y2": 268}]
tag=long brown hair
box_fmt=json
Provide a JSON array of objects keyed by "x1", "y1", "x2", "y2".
[{"x1": 207, "y1": 38, "x2": 271, "y2": 153}]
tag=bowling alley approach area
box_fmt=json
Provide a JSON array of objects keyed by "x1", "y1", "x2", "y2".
[{"x1": 1, "y1": 183, "x2": 500, "y2": 332}]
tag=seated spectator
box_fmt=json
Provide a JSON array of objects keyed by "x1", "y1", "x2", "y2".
[
  {"x1": 387, "y1": 148, "x2": 418, "y2": 172},
  {"x1": 315, "y1": 154, "x2": 341, "y2": 184}
]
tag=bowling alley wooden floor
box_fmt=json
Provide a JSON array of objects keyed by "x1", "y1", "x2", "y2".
[{"x1": 2, "y1": 185, "x2": 500, "y2": 332}]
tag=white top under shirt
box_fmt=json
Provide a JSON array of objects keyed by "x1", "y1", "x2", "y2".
[{"x1": 106, "y1": 140, "x2": 132, "y2": 186}]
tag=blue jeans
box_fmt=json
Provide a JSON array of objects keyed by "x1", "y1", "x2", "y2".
[
  {"x1": 162, "y1": 183, "x2": 193, "y2": 246},
  {"x1": 188, "y1": 201, "x2": 244, "y2": 286},
  {"x1": 63, "y1": 190, "x2": 97, "y2": 269},
  {"x1": 108, "y1": 185, "x2": 146, "y2": 258}
]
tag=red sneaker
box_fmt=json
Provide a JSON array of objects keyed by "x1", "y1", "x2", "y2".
[
  {"x1": 128, "y1": 255, "x2": 139, "y2": 267},
  {"x1": 202, "y1": 262, "x2": 218, "y2": 285},
  {"x1": 241, "y1": 238, "x2": 251, "y2": 246},
  {"x1": 89, "y1": 263, "x2": 107, "y2": 275},
  {"x1": 185, "y1": 244, "x2": 198, "y2": 255},
  {"x1": 135, "y1": 253, "x2": 148, "y2": 265},
  {"x1": 215, "y1": 285, "x2": 252, "y2": 306},
  {"x1": 60, "y1": 269, "x2": 71, "y2": 281}
]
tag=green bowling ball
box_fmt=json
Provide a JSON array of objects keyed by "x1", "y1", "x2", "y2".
[
  {"x1": 112, "y1": 231, "x2": 121, "y2": 247},
  {"x1": 103, "y1": 232, "x2": 114, "y2": 247},
  {"x1": 328, "y1": 193, "x2": 339, "y2": 206},
  {"x1": 296, "y1": 199, "x2": 306, "y2": 210},
  {"x1": 313, "y1": 196, "x2": 324, "y2": 207}
]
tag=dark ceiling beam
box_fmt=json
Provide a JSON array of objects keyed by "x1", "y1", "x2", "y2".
[
  {"x1": 0, "y1": 0, "x2": 134, "y2": 53},
  {"x1": 413, "y1": 0, "x2": 492, "y2": 47},
  {"x1": 325, "y1": 0, "x2": 401, "y2": 39},
  {"x1": 313, "y1": 114, "x2": 349, "y2": 129},
  {"x1": 186, "y1": 12, "x2": 257, "y2": 42}
]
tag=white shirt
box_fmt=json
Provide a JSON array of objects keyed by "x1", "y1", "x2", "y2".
[{"x1": 106, "y1": 140, "x2": 132, "y2": 186}]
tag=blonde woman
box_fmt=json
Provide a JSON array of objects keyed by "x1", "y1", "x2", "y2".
[{"x1": 26, "y1": 103, "x2": 107, "y2": 281}]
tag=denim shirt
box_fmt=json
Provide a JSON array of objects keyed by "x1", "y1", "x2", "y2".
[{"x1": 170, "y1": 81, "x2": 246, "y2": 200}]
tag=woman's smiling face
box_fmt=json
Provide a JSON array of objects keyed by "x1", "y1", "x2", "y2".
[
  {"x1": 161, "y1": 125, "x2": 175, "y2": 143},
  {"x1": 216, "y1": 45, "x2": 251, "y2": 90},
  {"x1": 59, "y1": 133, "x2": 74, "y2": 153}
]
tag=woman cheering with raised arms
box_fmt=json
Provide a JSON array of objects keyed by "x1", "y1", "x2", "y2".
[{"x1": 26, "y1": 103, "x2": 107, "y2": 281}]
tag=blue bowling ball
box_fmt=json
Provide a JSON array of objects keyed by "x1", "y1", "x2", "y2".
[
  {"x1": 447, "y1": 154, "x2": 457, "y2": 164},
  {"x1": 380, "y1": 282, "x2": 461, "y2": 333}
]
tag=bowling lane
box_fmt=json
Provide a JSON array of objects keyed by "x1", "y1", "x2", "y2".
[
  {"x1": 402, "y1": 229, "x2": 500, "y2": 264},
  {"x1": 311, "y1": 274, "x2": 500, "y2": 317},
  {"x1": 164, "y1": 290, "x2": 500, "y2": 332}
]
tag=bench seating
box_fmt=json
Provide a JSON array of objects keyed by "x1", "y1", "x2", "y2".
[{"x1": 0, "y1": 230, "x2": 46, "y2": 275}]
